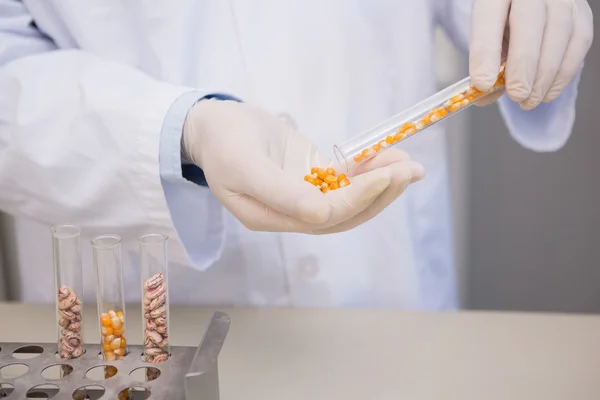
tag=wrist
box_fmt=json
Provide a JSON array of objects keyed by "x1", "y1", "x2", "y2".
[{"x1": 182, "y1": 93, "x2": 243, "y2": 167}]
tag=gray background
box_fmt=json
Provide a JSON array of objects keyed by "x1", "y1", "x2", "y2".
[{"x1": 467, "y1": 1, "x2": 600, "y2": 313}]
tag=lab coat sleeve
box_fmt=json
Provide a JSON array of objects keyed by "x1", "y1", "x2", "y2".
[
  {"x1": 434, "y1": 0, "x2": 582, "y2": 151},
  {"x1": 0, "y1": 0, "x2": 225, "y2": 269}
]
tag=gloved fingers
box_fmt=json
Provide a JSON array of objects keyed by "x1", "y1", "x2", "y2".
[
  {"x1": 505, "y1": 0, "x2": 547, "y2": 103},
  {"x1": 347, "y1": 148, "x2": 412, "y2": 177},
  {"x1": 470, "y1": 0, "x2": 511, "y2": 91},
  {"x1": 473, "y1": 89, "x2": 505, "y2": 107},
  {"x1": 543, "y1": 1, "x2": 594, "y2": 103},
  {"x1": 314, "y1": 160, "x2": 424, "y2": 235},
  {"x1": 222, "y1": 165, "x2": 394, "y2": 232},
  {"x1": 521, "y1": 0, "x2": 575, "y2": 110}
]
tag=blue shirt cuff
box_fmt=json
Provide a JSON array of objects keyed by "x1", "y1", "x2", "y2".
[{"x1": 160, "y1": 92, "x2": 242, "y2": 187}]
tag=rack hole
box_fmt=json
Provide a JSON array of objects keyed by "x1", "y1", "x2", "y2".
[
  {"x1": 0, "y1": 383, "x2": 14, "y2": 398},
  {"x1": 26, "y1": 384, "x2": 59, "y2": 399},
  {"x1": 117, "y1": 387, "x2": 151, "y2": 400},
  {"x1": 129, "y1": 367, "x2": 161, "y2": 382},
  {"x1": 41, "y1": 364, "x2": 73, "y2": 380},
  {"x1": 72, "y1": 385, "x2": 105, "y2": 400},
  {"x1": 0, "y1": 364, "x2": 29, "y2": 379},
  {"x1": 13, "y1": 345, "x2": 44, "y2": 360},
  {"x1": 85, "y1": 365, "x2": 118, "y2": 381}
]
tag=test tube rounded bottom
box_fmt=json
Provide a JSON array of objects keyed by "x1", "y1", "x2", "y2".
[{"x1": 143, "y1": 272, "x2": 169, "y2": 363}]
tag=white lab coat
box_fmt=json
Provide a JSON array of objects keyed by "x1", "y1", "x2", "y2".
[{"x1": 0, "y1": 0, "x2": 580, "y2": 308}]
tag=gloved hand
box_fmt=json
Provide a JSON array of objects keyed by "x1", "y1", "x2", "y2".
[
  {"x1": 470, "y1": 0, "x2": 593, "y2": 109},
  {"x1": 182, "y1": 99, "x2": 424, "y2": 234}
]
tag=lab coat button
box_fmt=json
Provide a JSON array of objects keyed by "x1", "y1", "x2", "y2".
[
  {"x1": 277, "y1": 112, "x2": 297, "y2": 129},
  {"x1": 297, "y1": 255, "x2": 319, "y2": 278}
]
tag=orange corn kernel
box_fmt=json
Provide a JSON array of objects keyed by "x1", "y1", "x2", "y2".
[
  {"x1": 101, "y1": 326, "x2": 113, "y2": 336},
  {"x1": 100, "y1": 314, "x2": 111, "y2": 327},
  {"x1": 353, "y1": 154, "x2": 364, "y2": 163},
  {"x1": 317, "y1": 169, "x2": 328, "y2": 180},
  {"x1": 110, "y1": 338, "x2": 122, "y2": 350},
  {"x1": 439, "y1": 108, "x2": 448, "y2": 117},
  {"x1": 372, "y1": 144, "x2": 381, "y2": 152},
  {"x1": 405, "y1": 127, "x2": 417, "y2": 135},
  {"x1": 116, "y1": 311, "x2": 124, "y2": 320},
  {"x1": 113, "y1": 328, "x2": 124, "y2": 337},
  {"x1": 120, "y1": 338, "x2": 127, "y2": 348},
  {"x1": 325, "y1": 168, "x2": 335, "y2": 176},
  {"x1": 329, "y1": 182, "x2": 340, "y2": 190},
  {"x1": 315, "y1": 178, "x2": 324, "y2": 186},
  {"x1": 337, "y1": 174, "x2": 347, "y2": 182},
  {"x1": 430, "y1": 112, "x2": 444, "y2": 123},
  {"x1": 466, "y1": 94, "x2": 476, "y2": 102},
  {"x1": 403, "y1": 122, "x2": 416, "y2": 131},
  {"x1": 111, "y1": 316, "x2": 122, "y2": 330},
  {"x1": 451, "y1": 94, "x2": 465, "y2": 103},
  {"x1": 378, "y1": 140, "x2": 389, "y2": 149},
  {"x1": 102, "y1": 343, "x2": 111, "y2": 352},
  {"x1": 310, "y1": 167, "x2": 319, "y2": 174},
  {"x1": 104, "y1": 351, "x2": 116, "y2": 361},
  {"x1": 339, "y1": 178, "x2": 351, "y2": 188},
  {"x1": 460, "y1": 99, "x2": 470, "y2": 108},
  {"x1": 394, "y1": 131, "x2": 406, "y2": 142},
  {"x1": 385, "y1": 136, "x2": 395, "y2": 145},
  {"x1": 421, "y1": 115, "x2": 431, "y2": 125},
  {"x1": 324, "y1": 175, "x2": 337, "y2": 185},
  {"x1": 449, "y1": 102, "x2": 462, "y2": 112},
  {"x1": 321, "y1": 186, "x2": 330, "y2": 193},
  {"x1": 361, "y1": 147, "x2": 375, "y2": 157}
]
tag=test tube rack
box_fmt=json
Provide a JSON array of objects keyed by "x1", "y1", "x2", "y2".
[{"x1": 0, "y1": 311, "x2": 230, "y2": 400}]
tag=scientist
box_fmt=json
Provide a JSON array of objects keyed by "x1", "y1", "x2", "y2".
[{"x1": 0, "y1": 0, "x2": 593, "y2": 308}]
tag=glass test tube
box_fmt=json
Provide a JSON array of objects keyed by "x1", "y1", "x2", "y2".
[
  {"x1": 333, "y1": 64, "x2": 506, "y2": 171},
  {"x1": 139, "y1": 234, "x2": 171, "y2": 364},
  {"x1": 91, "y1": 234, "x2": 128, "y2": 361},
  {"x1": 52, "y1": 224, "x2": 85, "y2": 361}
]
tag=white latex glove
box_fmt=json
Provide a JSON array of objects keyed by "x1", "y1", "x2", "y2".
[
  {"x1": 182, "y1": 99, "x2": 425, "y2": 234},
  {"x1": 470, "y1": 0, "x2": 593, "y2": 109}
]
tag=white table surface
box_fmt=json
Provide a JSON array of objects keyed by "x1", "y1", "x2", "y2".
[{"x1": 1, "y1": 303, "x2": 599, "y2": 400}]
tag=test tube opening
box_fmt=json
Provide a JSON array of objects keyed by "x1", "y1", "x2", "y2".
[
  {"x1": 139, "y1": 233, "x2": 171, "y2": 363},
  {"x1": 90, "y1": 234, "x2": 122, "y2": 249},
  {"x1": 92, "y1": 234, "x2": 128, "y2": 361},
  {"x1": 52, "y1": 224, "x2": 84, "y2": 361},
  {"x1": 333, "y1": 145, "x2": 348, "y2": 171}
]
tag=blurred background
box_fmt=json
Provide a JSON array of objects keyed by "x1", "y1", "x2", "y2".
[{"x1": 1, "y1": 7, "x2": 598, "y2": 313}]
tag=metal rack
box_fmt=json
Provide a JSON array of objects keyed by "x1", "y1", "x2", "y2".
[{"x1": 0, "y1": 311, "x2": 230, "y2": 399}]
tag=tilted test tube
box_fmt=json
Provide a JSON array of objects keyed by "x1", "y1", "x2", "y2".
[{"x1": 333, "y1": 65, "x2": 506, "y2": 171}]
